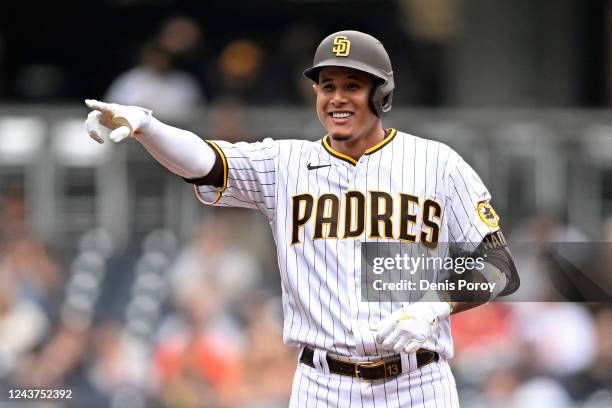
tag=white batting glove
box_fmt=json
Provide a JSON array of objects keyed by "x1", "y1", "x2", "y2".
[
  {"x1": 373, "y1": 303, "x2": 451, "y2": 354},
  {"x1": 84, "y1": 99, "x2": 152, "y2": 144}
]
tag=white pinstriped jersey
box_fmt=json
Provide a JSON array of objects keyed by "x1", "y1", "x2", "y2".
[{"x1": 193, "y1": 129, "x2": 498, "y2": 360}]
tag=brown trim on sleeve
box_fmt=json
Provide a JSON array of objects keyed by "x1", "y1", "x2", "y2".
[{"x1": 182, "y1": 141, "x2": 227, "y2": 189}]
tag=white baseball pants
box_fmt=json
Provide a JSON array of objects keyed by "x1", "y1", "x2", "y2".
[{"x1": 289, "y1": 351, "x2": 460, "y2": 408}]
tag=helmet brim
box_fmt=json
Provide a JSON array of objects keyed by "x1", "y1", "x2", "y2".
[{"x1": 303, "y1": 59, "x2": 390, "y2": 84}]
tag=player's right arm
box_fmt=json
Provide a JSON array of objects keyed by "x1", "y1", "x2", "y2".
[
  {"x1": 85, "y1": 99, "x2": 216, "y2": 179},
  {"x1": 84, "y1": 100, "x2": 279, "y2": 219}
]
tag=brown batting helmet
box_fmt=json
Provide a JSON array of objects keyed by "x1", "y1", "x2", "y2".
[{"x1": 303, "y1": 30, "x2": 394, "y2": 117}]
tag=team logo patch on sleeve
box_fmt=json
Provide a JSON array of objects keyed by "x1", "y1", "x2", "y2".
[{"x1": 477, "y1": 200, "x2": 500, "y2": 228}]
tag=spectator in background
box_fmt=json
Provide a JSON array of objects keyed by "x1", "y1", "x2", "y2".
[
  {"x1": 14, "y1": 322, "x2": 87, "y2": 390},
  {"x1": 209, "y1": 39, "x2": 291, "y2": 104},
  {"x1": 86, "y1": 319, "x2": 148, "y2": 400},
  {"x1": 105, "y1": 40, "x2": 204, "y2": 122},
  {"x1": 0, "y1": 186, "x2": 60, "y2": 309},
  {"x1": 234, "y1": 292, "x2": 295, "y2": 407},
  {"x1": 563, "y1": 308, "x2": 612, "y2": 405},
  {"x1": 271, "y1": 23, "x2": 322, "y2": 105},
  {"x1": 513, "y1": 302, "x2": 596, "y2": 376},
  {"x1": 157, "y1": 16, "x2": 211, "y2": 99},
  {"x1": 0, "y1": 272, "x2": 49, "y2": 381},
  {"x1": 452, "y1": 303, "x2": 515, "y2": 357},
  {"x1": 394, "y1": 0, "x2": 458, "y2": 105},
  {"x1": 207, "y1": 97, "x2": 254, "y2": 144},
  {"x1": 167, "y1": 213, "x2": 261, "y2": 307},
  {"x1": 158, "y1": 16, "x2": 203, "y2": 62},
  {"x1": 153, "y1": 280, "x2": 242, "y2": 407},
  {"x1": 210, "y1": 39, "x2": 264, "y2": 103},
  {"x1": 510, "y1": 377, "x2": 573, "y2": 408}
]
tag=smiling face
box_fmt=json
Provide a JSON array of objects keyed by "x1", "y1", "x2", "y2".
[{"x1": 313, "y1": 66, "x2": 382, "y2": 144}]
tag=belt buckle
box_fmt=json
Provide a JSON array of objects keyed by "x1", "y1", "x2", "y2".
[
  {"x1": 417, "y1": 350, "x2": 437, "y2": 367},
  {"x1": 354, "y1": 360, "x2": 385, "y2": 381}
]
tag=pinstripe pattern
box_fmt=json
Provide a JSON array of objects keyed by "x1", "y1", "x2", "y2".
[{"x1": 192, "y1": 131, "x2": 498, "y2": 406}]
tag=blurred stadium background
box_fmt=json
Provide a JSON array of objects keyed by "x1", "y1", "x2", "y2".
[{"x1": 1, "y1": 1, "x2": 612, "y2": 407}]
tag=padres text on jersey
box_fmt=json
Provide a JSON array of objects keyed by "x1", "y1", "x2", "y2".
[{"x1": 290, "y1": 191, "x2": 441, "y2": 244}]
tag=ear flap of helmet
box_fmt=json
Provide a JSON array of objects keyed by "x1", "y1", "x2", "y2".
[{"x1": 370, "y1": 77, "x2": 394, "y2": 117}]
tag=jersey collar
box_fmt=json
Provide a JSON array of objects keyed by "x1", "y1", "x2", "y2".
[{"x1": 321, "y1": 128, "x2": 397, "y2": 166}]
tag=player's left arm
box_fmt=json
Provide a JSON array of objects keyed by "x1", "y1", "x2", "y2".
[
  {"x1": 442, "y1": 152, "x2": 520, "y2": 313},
  {"x1": 443, "y1": 228, "x2": 520, "y2": 315}
]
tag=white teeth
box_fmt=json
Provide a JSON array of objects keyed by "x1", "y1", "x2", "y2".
[{"x1": 332, "y1": 112, "x2": 352, "y2": 118}]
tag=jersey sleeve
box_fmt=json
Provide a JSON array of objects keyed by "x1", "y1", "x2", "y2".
[
  {"x1": 445, "y1": 152, "x2": 500, "y2": 248},
  {"x1": 186, "y1": 138, "x2": 279, "y2": 220}
]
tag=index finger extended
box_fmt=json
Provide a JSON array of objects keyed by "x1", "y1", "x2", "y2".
[{"x1": 85, "y1": 99, "x2": 114, "y2": 114}]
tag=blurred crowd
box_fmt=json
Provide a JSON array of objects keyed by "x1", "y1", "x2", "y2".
[
  {"x1": 0, "y1": 184, "x2": 611, "y2": 408},
  {"x1": 0, "y1": 15, "x2": 322, "y2": 115},
  {"x1": 0, "y1": 188, "x2": 296, "y2": 407},
  {"x1": 3, "y1": 1, "x2": 609, "y2": 109},
  {"x1": 0, "y1": 2, "x2": 464, "y2": 112}
]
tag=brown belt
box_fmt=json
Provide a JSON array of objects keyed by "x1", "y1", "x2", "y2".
[{"x1": 299, "y1": 347, "x2": 439, "y2": 381}]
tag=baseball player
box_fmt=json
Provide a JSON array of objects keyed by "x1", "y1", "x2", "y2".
[{"x1": 85, "y1": 30, "x2": 519, "y2": 407}]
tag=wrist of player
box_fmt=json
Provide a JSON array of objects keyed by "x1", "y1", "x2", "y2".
[
  {"x1": 410, "y1": 290, "x2": 453, "y2": 318},
  {"x1": 398, "y1": 301, "x2": 451, "y2": 326},
  {"x1": 117, "y1": 106, "x2": 153, "y2": 137},
  {"x1": 478, "y1": 263, "x2": 508, "y2": 300}
]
